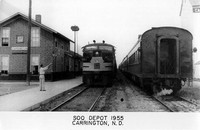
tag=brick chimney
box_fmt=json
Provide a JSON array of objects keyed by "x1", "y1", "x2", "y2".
[{"x1": 35, "y1": 15, "x2": 41, "y2": 23}]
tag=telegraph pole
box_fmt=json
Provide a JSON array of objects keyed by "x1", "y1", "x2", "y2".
[{"x1": 26, "y1": 0, "x2": 32, "y2": 85}]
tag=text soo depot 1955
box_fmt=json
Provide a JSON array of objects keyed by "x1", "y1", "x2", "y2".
[{"x1": 72, "y1": 115, "x2": 124, "y2": 126}]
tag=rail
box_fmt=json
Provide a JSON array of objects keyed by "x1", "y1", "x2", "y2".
[
  {"x1": 50, "y1": 86, "x2": 88, "y2": 111},
  {"x1": 152, "y1": 96, "x2": 174, "y2": 112},
  {"x1": 88, "y1": 87, "x2": 106, "y2": 112}
]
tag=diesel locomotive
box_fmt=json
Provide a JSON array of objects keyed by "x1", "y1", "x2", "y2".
[
  {"x1": 82, "y1": 41, "x2": 117, "y2": 86},
  {"x1": 119, "y1": 27, "x2": 194, "y2": 95}
]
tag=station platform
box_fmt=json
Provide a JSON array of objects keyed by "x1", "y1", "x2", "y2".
[{"x1": 0, "y1": 76, "x2": 82, "y2": 111}]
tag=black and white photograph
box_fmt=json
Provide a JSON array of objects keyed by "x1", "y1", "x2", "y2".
[{"x1": 0, "y1": 0, "x2": 200, "y2": 129}]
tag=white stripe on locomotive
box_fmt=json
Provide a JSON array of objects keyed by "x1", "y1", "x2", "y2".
[{"x1": 83, "y1": 57, "x2": 112, "y2": 71}]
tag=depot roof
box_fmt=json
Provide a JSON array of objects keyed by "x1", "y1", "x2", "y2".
[{"x1": 0, "y1": 12, "x2": 74, "y2": 43}]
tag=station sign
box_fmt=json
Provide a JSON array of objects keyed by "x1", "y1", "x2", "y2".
[
  {"x1": 11, "y1": 47, "x2": 27, "y2": 54},
  {"x1": 11, "y1": 47, "x2": 28, "y2": 50},
  {"x1": 193, "y1": 5, "x2": 200, "y2": 13}
]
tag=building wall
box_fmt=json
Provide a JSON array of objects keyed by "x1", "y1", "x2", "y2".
[
  {"x1": 0, "y1": 18, "x2": 29, "y2": 74},
  {"x1": 54, "y1": 37, "x2": 65, "y2": 72},
  {"x1": 0, "y1": 15, "x2": 79, "y2": 80},
  {"x1": 0, "y1": 18, "x2": 55, "y2": 79},
  {"x1": 39, "y1": 27, "x2": 54, "y2": 73}
]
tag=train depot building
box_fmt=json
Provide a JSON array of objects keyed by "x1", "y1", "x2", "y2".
[{"x1": 0, "y1": 12, "x2": 82, "y2": 81}]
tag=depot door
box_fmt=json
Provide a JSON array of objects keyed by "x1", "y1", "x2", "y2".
[
  {"x1": 0, "y1": 55, "x2": 9, "y2": 75},
  {"x1": 158, "y1": 37, "x2": 179, "y2": 75}
]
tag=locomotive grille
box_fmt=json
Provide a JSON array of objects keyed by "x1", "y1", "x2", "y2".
[{"x1": 94, "y1": 63, "x2": 100, "y2": 69}]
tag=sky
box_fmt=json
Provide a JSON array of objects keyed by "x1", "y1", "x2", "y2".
[{"x1": 0, "y1": 0, "x2": 183, "y2": 65}]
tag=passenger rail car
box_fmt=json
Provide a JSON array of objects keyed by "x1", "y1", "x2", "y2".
[
  {"x1": 82, "y1": 42, "x2": 116, "y2": 86},
  {"x1": 119, "y1": 27, "x2": 193, "y2": 95}
]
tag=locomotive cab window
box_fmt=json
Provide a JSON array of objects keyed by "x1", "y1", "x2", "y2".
[{"x1": 158, "y1": 38, "x2": 179, "y2": 75}]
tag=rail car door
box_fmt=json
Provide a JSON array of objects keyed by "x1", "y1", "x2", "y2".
[{"x1": 157, "y1": 37, "x2": 179, "y2": 76}]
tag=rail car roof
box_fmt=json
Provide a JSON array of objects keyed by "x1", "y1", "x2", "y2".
[{"x1": 142, "y1": 26, "x2": 193, "y2": 38}]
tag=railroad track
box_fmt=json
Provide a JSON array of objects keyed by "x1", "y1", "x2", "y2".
[
  {"x1": 153, "y1": 95, "x2": 199, "y2": 112},
  {"x1": 50, "y1": 86, "x2": 106, "y2": 111},
  {"x1": 175, "y1": 96, "x2": 199, "y2": 106},
  {"x1": 152, "y1": 96, "x2": 174, "y2": 112}
]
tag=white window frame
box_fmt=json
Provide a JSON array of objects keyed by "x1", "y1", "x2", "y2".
[
  {"x1": 16, "y1": 35, "x2": 24, "y2": 43},
  {"x1": 31, "y1": 54, "x2": 40, "y2": 74},
  {"x1": 31, "y1": 27, "x2": 40, "y2": 47},
  {"x1": 1, "y1": 27, "x2": 10, "y2": 47},
  {"x1": 0, "y1": 55, "x2": 10, "y2": 75}
]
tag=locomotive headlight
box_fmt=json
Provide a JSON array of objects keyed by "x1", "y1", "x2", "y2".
[{"x1": 95, "y1": 51, "x2": 99, "y2": 56}]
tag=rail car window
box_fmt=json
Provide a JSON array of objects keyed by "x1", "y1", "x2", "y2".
[
  {"x1": 135, "y1": 51, "x2": 138, "y2": 63},
  {"x1": 99, "y1": 46, "x2": 113, "y2": 51},
  {"x1": 138, "y1": 51, "x2": 141, "y2": 63},
  {"x1": 128, "y1": 51, "x2": 141, "y2": 65},
  {"x1": 129, "y1": 54, "x2": 134, "y2": 64},
  {"x1": 135, "y1": 51, "x2": 141, "y2": 64},
  {"x1": 159, "y1": 38, "x2": 177, "y2": 74}
]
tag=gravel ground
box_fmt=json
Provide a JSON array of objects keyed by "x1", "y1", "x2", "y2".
[
  {"x1": 177, "y1": 81, "x2": 200, "y2": 105},
  {"x1": 95, "y1": 72, "x2": 169, "y2": 112},
  {"x1": 95, "y1": 72, "x2": 200, "y2": 112}
]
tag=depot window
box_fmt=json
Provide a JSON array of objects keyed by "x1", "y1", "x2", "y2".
[
  {"x1": 16, "y1": 35, "x2": 24, "y2": 43},
  {"x1": 1, "y1": 27, "x2": 10, "y2": 46},
  {"x1": 31, "y1": 27, "x2": 40, "y2": 47}
]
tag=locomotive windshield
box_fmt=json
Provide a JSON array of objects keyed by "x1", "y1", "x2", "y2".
[
  {"x1": 84, "y1": 45, "x2": 113, "y2": 52},
  {"x1": 99, "y1": 46, "x2": 113, "y2": 51},
  {"x1": 85, "y1": 46, "x2": 98, "y2": 51},
  {"x1": 83, "y1": 44, "x2": 114, "y2": 62}
]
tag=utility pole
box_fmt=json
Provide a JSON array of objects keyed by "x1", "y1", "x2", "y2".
[{"x1": 26, "y1": 0, "x2": 32, "y2": 85}]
